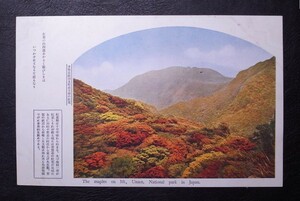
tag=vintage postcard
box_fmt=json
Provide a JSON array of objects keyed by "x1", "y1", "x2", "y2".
[{"x1": 16, "y1": 16, "x2": 283, "y2": 187}]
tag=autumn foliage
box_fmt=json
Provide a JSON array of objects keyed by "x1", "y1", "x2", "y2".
[
  {"x1": 115, "y1": 131, "x2": 148, "y2": 148},
  {"x1": 197, "y1": 161, "x2": 223, "y2": 178},
  {"x1": 74, "y1": 79, "x2": 275, "y2": 178},
  {"x1": 214, "y1": 136, "x2": 256, "y2": 153},
  {"x1": 134, "y1": 166, "x2": 168, "y2": 178},
  {"x1": 85, "y1": 152, "x2": 107, "y2": 169}
]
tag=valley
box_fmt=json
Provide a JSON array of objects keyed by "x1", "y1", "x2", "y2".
[{"x1": 74, "y1": 57, "x2": 275, "y2": 178}]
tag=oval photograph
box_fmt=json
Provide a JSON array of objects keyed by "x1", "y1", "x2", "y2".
[{"x1": 73, "y1": 27, "x2": 275, "y2": 179}]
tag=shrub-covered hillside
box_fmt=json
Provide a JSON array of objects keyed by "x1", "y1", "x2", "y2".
[
  {"x1": 162, "y1": 57, "x2": 275, "y2": 136},
  {"x1": 74, "y1": 79, "x2": 275, "y2": 178}
]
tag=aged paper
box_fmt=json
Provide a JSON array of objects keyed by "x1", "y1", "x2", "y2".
[{"x1": 16, "y1": 16, "x2": 283, "y2": 187}]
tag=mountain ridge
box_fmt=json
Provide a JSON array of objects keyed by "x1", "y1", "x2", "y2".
[
  {"x1": 162, "y1": 57, "x2": 275, "y2": 136},
  {"x1": 109, "y1": 66, "x2": 232, "y2": 109}
]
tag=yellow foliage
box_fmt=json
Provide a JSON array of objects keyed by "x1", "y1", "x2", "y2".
[
  {"x1": 202, "y1": 144, "x2": 214, "y2": 152},
  {"x1": 182, "y1": 151, "x2": 224, "y2": 178},
  {"x1": 74, "y1": 159, "x2": 90, "y2": 177},
  {"x1": 168, "y1": 163, "x2": 187, "y2": 178},
  {"x1": 100, "y1": 112, "x2": 123, "y2": 121},
  {"x1": 134, "y1": 101, "x2": 144, "y2": 110}
]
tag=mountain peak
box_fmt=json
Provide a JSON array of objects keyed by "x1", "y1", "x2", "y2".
[
  {"x1": 162, "y1": 57, "x2": 275, "y2": 136},
  {"x1": 109, "y1": 66, "x2": 232, "y2": 109}
]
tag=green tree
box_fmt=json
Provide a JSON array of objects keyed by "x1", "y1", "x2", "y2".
[
  {"x1": 133, "y1": 145, "x2": 170, "y2": 170},
  {"x1": 251, "y1": 118, "x2": 275, "y2": 157},
  {"x1": 109, "y1": 156, "x2": 135, "y2": 178}
]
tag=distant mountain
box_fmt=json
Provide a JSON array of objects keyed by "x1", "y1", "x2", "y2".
[
  {"x1": 162, "y1": 57, "x2": 276, "y2": 136},
  {"x1": 108, "y1": 66, "x2": 232, "y2": 109},
  {"x1": 73, "y1": 79, "x2": 157, "y2": 119}
]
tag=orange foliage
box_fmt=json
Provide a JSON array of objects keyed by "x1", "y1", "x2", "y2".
[
  {"x1": 96, "y1": 105, "x2": 109, "y2": 113},
  {"x1": 167, "y1": 140, "x2": 188, "y2": 164},
  {"x1": 73, "y1": 79, "x2": 274, "y2": 179},
  {"x1": 214, "y1": 146, "x2": 231, "y2": 153},
  {"x1": 141, "y1": 135, "x2": 171, "y2": 148},
  {"x1": 227, "y1": 137, "x2": 256, "y2": 151},
  {"x1": 109, "y1": 96, "x2": 128, "y2": 108},
  {"x1": 189, "y1": 133, "x2": 211, "y2": 145},
  {"x1": 74, "y1": 160, "x2": 90, "y2": 177},
  {"x1": 74, "y1": 102, "x2": 89, "y2": 113},
  {"x1": 153, "y1": 117, "x2": 177, "y2": 124},
  {"x1": 151, "y1": 124, "x2": 187, "y2": 135},
  {"x1": 135, "y1": 166, "x2": 167, "y2": 178},
  {"x1": 74, "y1": 124, "x2": 95, "y2": 135},
  {"x1": 125, "y1": 122, "x2": 154, "y2": 135},
  {"x1": 85, "y1": 152, "x2": 107, "y2": 169},
  {"x1": 79, "y1": 85, "x2": 94, "y2": 95},
  {"x1": 197, "y1": 161, "x2": 223, "y2": 178},
  {"x1": 95, "y1": 120, "x2": 126, "y2": 135},
  {"x1": 164, "y1": 125, "x2": 187, "y2": 135},
  {"x1": 141, "y1": 135, "x2": 188, "y2": 164},
  {"x1": 97, "y1": 100, "x2": 109, "y2": 107},
  {"x1": 214, "y1": 136, "x2": 256, "y2": 153},
  {"x1": 222, "y1": 162, "x2": 249, "y2": 178},
  {"x1": 133, "y1": 114, "x2": 147, "y2": 121},
  {"x1": 153, "y1": 118, "x2": 169, "y2": 124},
  {"x1": 116, "y1": 131, "x2": 148, "y2": 148}
]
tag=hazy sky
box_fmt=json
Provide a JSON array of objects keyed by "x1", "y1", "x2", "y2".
[{"x1": 73, "y1": 26, "x2": 272, "y2": 90}]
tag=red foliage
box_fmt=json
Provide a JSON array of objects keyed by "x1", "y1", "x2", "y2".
[
  {"x1": 228, "y1": 137, "x2": 256, "y2": 151},
  {"x1": 214, "y1": 146, "x2": 231, "y2": 153},
  {"x1": 164, "y1": 126, "x2": 187, "y2": 135},
  {"x1": 97, "y1": 100, "x2": 109, "y2": 107},
  {"x1": 154, "y1": 118, "x2": 177, "y2": 124},
  {"x1": 153, "y1": 118, "x2": 168, "y2": 124},
  {"x1": 168, "y1": 152, "x2": 185, "y2": 164},
  {"x1": 133, "y1": 114, "x2": 147, "y2": 121},
  {"x1": 125, "y1": 122, "x2": 154, "y2": 135},
  {"x1": 146, "y1": 135, "x2": 173, "y2": 148},
  {"x1": 74, "y1": 103, "x2": 89, "y2": 113},
  {"x1": 80, "y1": 86, "x2": 93, "y2": 95},
  {"x1": 197, "y1": 161, "x2": 223, "y2": 178},
  {"x1": 214, "y1": 137, "x2": 256, "y2": 153},
  {"x1": 74, "y1": 124, "x2": 95, "y2": 135},
  {"x1": 109, "y1": 96, "x2": 128, "y2": 108},
  {"x1": 152, "y1": 123, "x2": 187, "y2": 135},
  {"x1": 168, "y1": 118, "x2": 178, "y2": 124},
  {"x1": 95, "y1": 120, "x2": 126, "y2": 135},
  {"x1": 167, "y1": 141, "x2": 188, "y2": 164},
  {"x1": 116, "y1": 131, "x2": 148, "y2": 148},
  {"x1": 135, "y1": 166, "x2": 167, "y2": 178},
  {"x1": 189, "y1": 133, "x2": 211, "y2": 145},
  {"x1": 85, "y1": 152, "x2": 107, "y2": 169},
  {"x1": 96, "y1": 105, "x2": 109, "y2": 113},
  {"x1": 147, "y1": 135, "x2": 187, "y2": 164},
  {"x1": 151, "y1": 137, "x2": 168, "y2": 147},
  {"x1": 142, "y1": 135, "x2": 188, "y2": 164}
]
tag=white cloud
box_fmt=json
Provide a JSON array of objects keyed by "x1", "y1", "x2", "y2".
[
  {"x1": 184, "y1": 45, "x2": 236, "y2": 65},
  {"x1": 90, "y1": 61, "x2": 114, "y2": 75},
  {"x1": 184, "y1": 47, "x2": 202, "y2": 59},
  {"x1": 184, "y1": 45, "x2": 271, "y2": 76},
  {"x1": 73, "y1": 61, "x2": 115, "y2": 90}
]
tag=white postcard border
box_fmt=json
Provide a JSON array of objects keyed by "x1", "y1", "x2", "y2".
[{"x1": 16, "y1": 16, "x2": 283, "y2": 187}]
